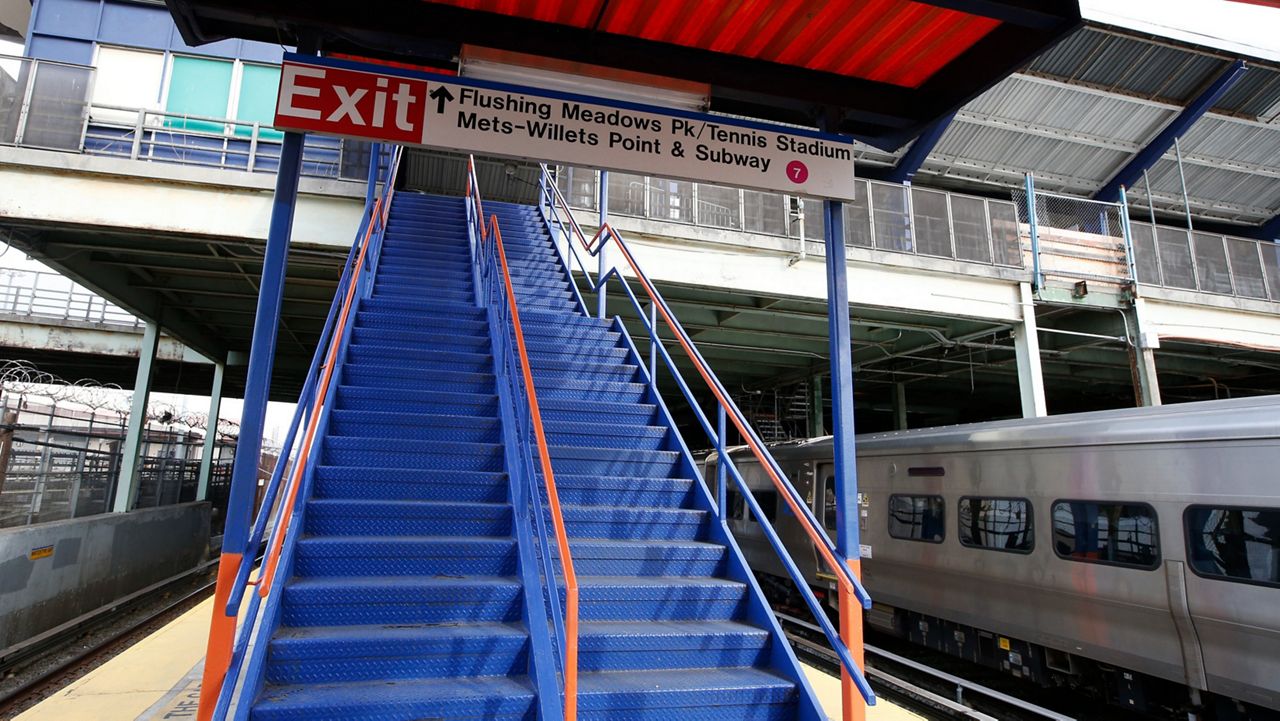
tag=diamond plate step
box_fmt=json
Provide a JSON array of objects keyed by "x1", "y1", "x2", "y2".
[
  {"x1": 282, "y1": 576, "x2": 523, "y2": 626},
  {"x1": 303, "y1": 498, "x2": 512, "y2": 537},
  {"x1": 251, "y1": 674, "x2": 535, "y2": 721}
]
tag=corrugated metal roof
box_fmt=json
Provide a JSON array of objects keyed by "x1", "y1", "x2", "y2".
[{"x1": 914, "y1": 23, "x2": 1280, "y2": 228}]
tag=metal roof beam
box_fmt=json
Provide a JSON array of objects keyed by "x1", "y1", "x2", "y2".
[
  {"x1": 1258, "y1": 213, "x2": 1280, "y2": 242},
  {"x1": 878, "y1": 112, "x2": 956, "y2": 184},
  {"x1": 909, "y1": 0, "x2": 1075, "y2": 28},
  {"x1": 1093, "y1": 60, "x2": 1249, "y2": 203}
]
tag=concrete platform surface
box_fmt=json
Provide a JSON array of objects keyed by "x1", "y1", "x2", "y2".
[{"x1": 20, "y1": 594, "x2": 918, "y2": 721}]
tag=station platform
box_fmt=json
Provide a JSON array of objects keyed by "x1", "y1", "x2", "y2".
[{"x1": 20, "y1": 596, "x2": 919, "y2": 721}]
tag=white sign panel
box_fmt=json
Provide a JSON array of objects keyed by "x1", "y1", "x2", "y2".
[{"x1": 275, "y1": 54, "x2": 857, "y2": 200}]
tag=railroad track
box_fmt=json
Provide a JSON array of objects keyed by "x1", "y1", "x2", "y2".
[
  {"x1": 777, "y1": 612, "x2": 1076, "y2": 721},
  {"x1": 0, "y1": 559, "x2": 220, "y2": 717}
]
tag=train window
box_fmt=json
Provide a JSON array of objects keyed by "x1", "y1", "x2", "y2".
[
  {"x1": 888, "y1": 495, "x2": 945, "y2": 543},
  {"x1": 959, "y1": 497, "x2": 1034, "y2": 553},
  {"x1": 1051, "y1": 501, "x2": 1159, "y2": 569},
  {"x1": 1185, "y1": 506, "x2": 1280, "y2": 589},
  {"x1": 822, "y1": 475, "x2": 837, "y2": 532},
  {"x1": 724, "y1": 484, "x2": 745, "y2": 520},
  {"x1": 751, "y1": 490, "x2": 780, "y2": 524}
]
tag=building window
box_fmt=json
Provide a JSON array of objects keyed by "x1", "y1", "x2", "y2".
[
  {"x1": 888, "y1": 494, "x2": 944, "y2": 543},
  {"x1": 91, "y1": 46, "x2": 165, "y2": 125},
  {"x1": 1186, "y1": 506, "x2": 1280, "y2": 588},
  {"x1": 959, "y1": 497, "x2": 1033, "y2": 553},
  {"x1": 164, "y1": 55, "x2": 234, "y2": 132},
  {"x1": 235, "y1": 63, "x2": 283, "y2": 140},
  {"x1": 1052, "y1": 501, "x2": 1159, "y2": 569}
]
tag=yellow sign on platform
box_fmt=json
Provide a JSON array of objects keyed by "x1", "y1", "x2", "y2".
[{"x1": 29, "y1": 545, "x2": 53, "y2": 560}]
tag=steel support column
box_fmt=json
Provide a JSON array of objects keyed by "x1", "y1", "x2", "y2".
[
  {"x1": 1094, "y1": 60, "x2": 1247, "y2": 203},
  {"x1": 113, "y1": 320, "x2": 160, "y2": 513},
  {"x1": 823, "y1": 199, "x2": 865, "y2": 721},
  {"x1": 807, "y1": 374, "x2": 825, "y2": 437},
  {"x1": 893, "y1": 382, "x2": 908, "y2": 430},
  {"x1": 196, "y1": 360, "x2": 225, "y2": 502},
  {"x1": 597, "y1": 170, "x2": 609, "y2": 319},
  {"x1": 198, "y1": 128, "x2": 307, "y2": 721},
  {"x1": 1013, "y1": 282, "x2": 1047, "y2": 417},
  {"x1": 1129, "y1": 297, "x2": 1163, "y2": 407}
]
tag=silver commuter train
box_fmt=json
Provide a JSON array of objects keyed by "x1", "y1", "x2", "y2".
[{"x1": 706, "y1": 395, "x2": 1280, "y2": 718}]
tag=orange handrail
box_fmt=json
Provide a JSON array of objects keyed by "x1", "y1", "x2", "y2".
[
  {"x1": 489, "y1": 213, "x2": 579, "y2": 721},
  {"x1": 254, "y1": 194, "x2": 383, "y2": 595}
]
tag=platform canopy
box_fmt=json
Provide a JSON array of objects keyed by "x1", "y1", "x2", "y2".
[{"x1": 164, "y1": 0, "x2": 1080, "y2": 149}]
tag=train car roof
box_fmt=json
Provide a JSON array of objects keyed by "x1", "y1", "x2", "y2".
[{"x1": 735, "y1": 395, "x2": 1280, "y2": 461}]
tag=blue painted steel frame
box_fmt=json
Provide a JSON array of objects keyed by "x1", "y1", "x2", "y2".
[
  {"x1": 1025, "y1": 173, "x2": 1043, "y2": 291},
  {"x1": 1258, "y1": 214, "x2": 1280, "y2": 243},
  {"x1": 823, "y1": 199, "x2": 861, "y2": 572},
  {"x1": 881, "y1": 112, "x2": 954, "y2": 184},
  {"x1": 1093, "y1": 60, "x2": 1247, "y2": 204}
]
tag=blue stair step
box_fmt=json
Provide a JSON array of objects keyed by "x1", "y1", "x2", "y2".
[
  {"x1": 575, "y1": 667, "x2": 795, "y2": 720},
  {"x1": 266, "y1": 622, "x2": 529, "y2": 684},
  {"x1": 577, "y1": 620, "x2": 769, "y2": 671},
  {"x1": 341, "y1": 364, "x2": 494, "y2": 394},
  {"x1": 545, "y1": 421, "x2": 666, "y2": 450},
  {"x1": 523, "y1": 339, "x2": 629, "y2": 363},
  {"x1": 571, "y1": 577, "x2": 748, "y2": 622},
  {"x1": 282, "y1": 576, "x2": 523, "y2": 626},
  {"x1": 532, "y1": 360, "x2": 639, "y2": 383},
  {"x1": 323, "y1": 437, "x2": 502, "y2": 471},
  {"x1": 350, "y1": 326, "x2": 490, "y2": 353},
  {"x1": 538, "y1": 397, "x2": 657, "y2": 424},
  {"x1": 353, "y1": 312, "x2": 486, "y2": 334},
  {"x1": 558, "y1": 504, "x2": 707, "y2": 541},
  {"x1": 328, "y1": 411, "x2": 500, "y2": 443},
  {"x1": 358, "y1": 296, "x2": 484, "y2": 318},
  {"x1": 251, "y1": 675, "x2": 535, "y2": 721},
  {"x1": 303, "y1": 499, "x2": 511, "y2": 537},
  {"x1": 565, "y1": 539, "x2": 726, "y2": 576},
  {"x1": 550, "y1": 474, "x2": 694, "y2": 508},
  {"x1": 374, "y1": 285, "x2": 474, "y2": 303},
  {"x1": 544, "y1": 446, "x2": 680, "y2": 476},
  {"x1": 335, "y1": 385, "x2": 497, "y2": 415},
  {"x1": 294, "y1": 536, "x2": 516, "y2": 576},
  {"x1": 312, "y1": 467, "x2": 508, "y2": 503},
  {"x1": 345, "y1": 345, "x2": 490, "y2": 372}
]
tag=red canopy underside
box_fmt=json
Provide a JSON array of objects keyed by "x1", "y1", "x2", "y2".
[{"x1": 424, "y1": 0, "x2": 1000, "y2": 88}]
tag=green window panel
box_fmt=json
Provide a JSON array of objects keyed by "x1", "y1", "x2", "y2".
[
  {"x1": 165, "y1": 55, "x2": 232, "y2": 133},
  {"x1": 236, "y1": 64, "x2": 283, "y2": 140}
]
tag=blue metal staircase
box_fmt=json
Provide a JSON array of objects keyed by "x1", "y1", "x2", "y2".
[
  {"x1": 249, "y1": 193, "x2": 540, "y2": 721},
  {"x1": 233, "y1": 189, "x2": 828, "y2": 720}
]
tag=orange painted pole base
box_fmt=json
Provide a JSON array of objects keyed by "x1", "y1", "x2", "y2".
[
  {"x1": 196, "y1": 553, "x2": 242, "y2": 721},
  {"x1": 839, "y1": 558, "x2": 866, "y2": 721}
]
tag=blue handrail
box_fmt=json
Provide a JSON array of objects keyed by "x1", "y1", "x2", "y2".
[
  {"x1": 536, "y1": 166, "x2": 876, "y2": 709},
  {"x1": 202, "y1": 145, "x2": 403, "y2": 721}
]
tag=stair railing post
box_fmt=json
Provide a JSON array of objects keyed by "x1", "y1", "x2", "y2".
[
  {"x1": 648, "y1": 302, "x2": 658, "y2": 391},
  {"x1": 197, "y1": 122, "x2": 308, "y2": 721},
  {"x1": 597, "y1": 171, "x2": 609, "y2": 319},
  {"x1": 716, "y1": 406, "x2": 727, "y2": 520},
  {"x1": 1024, "y1": 173, "x2": 1043, "y2": 291},
  {"x1": 823, "y1": 198, "x2": 866, "y2": 721}
]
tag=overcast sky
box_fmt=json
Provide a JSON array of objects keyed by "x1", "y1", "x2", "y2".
[{"x1": 1081, "y1": 0, "x2": 1280, "y2": 62}]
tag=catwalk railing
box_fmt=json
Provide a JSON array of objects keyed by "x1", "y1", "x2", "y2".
[
  {"x1": 555, "y1": 166, "x2": 1024, "y2": 269},
  {"x1": 467, "y1": 157, "x2": 579, "y2": 721},
  {"x1": 197, "y1": 144, "x2": 400, "y2": 721},
  {"x1": 540, "y1": 165, "x2": 877, "y2": 718},
  {"x1": 0, "y1": 54, "x2": 371, "y2": 181},
  {"x1": 0, "y1": 269, "x2": 141, "y2": 328}
]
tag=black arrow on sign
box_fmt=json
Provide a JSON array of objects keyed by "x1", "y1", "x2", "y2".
[{"x1": 429, "y1": 86, "x2": 454, "y2": 114}]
